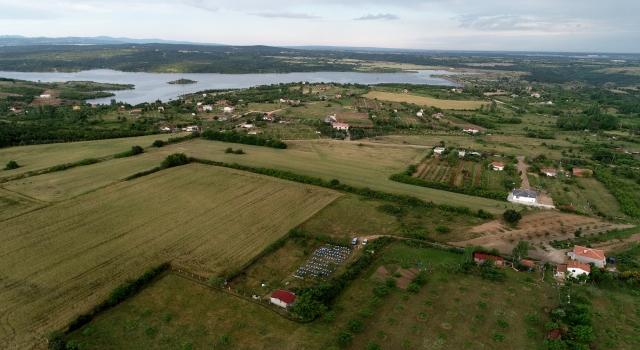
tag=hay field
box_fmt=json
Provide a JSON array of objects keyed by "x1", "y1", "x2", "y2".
[
  {"x1": 168, "y1": 139, "x2": 518, "y2": 213},
  {"x1": 363, "y1": 91, "x2": 485, "y2": 110},
  {"x1": 0, "y1": 164, "x2": 340, "y2": 348},
  {"x1": 0, "y1": 188, "x2": 47, "y2": 221},
  {"x1": 1, "y1": 150, "x2": 171, "y2": 202},
  {"x1": 0, "y1": 133, "x2": 181, "y2": 178}
]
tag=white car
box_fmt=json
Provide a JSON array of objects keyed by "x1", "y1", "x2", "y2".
[{"x1": 362, "y1": 239, "x2": 368, "y2": 245}]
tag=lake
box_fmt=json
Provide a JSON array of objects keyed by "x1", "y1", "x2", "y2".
[{"x1": 0, "y1": 69, "x2": 462, "y2": 105}]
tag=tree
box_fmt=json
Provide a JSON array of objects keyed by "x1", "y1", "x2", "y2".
[
  {"x1": 503, "y1": 209, "x2": 522, "y2": 224},
  {"x1": 407, "y1": 283, "x2": 420, "y2": 293},
  {"x1": 4, "y1": 160, "x2": 19, "y2": 170},
  {"x1": 160, "y1": 153, "x2": 189, "y2": 169},
  {"x1": 512, "y1": 240, "x2": 529, "y2": 261},
  {"x1": 348, "y1": 319, "x2": 364, "y2": 331},
  {"x1": 152, "y1": 140, "x2": 165, "y2": 147},
  {"x1": 291, "y1": 293, "x2": 327, "y2": 321},
  {"x1": 337, "y1": 331, "x2": 354, "y2": 345},
  {"x1": 385, "y1": 278, "x2": 397, "y2": 288},
  {"x1": 464, "y1": 244, "x2": 475, "y2": 263},
  {"x1": 323, "y1": 311, "x2": 336, "y2": 323},
  {"x1": 573, "y1": 325, "x2": 595, "y2": 342}
]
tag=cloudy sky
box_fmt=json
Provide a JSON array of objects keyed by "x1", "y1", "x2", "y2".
[{"x1": 1, "y1": 0, "x2": 638, "y2": 53}]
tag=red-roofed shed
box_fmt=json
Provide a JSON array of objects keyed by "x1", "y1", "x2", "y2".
[
  {"x1": 270, "y1": 290, "x2": 296, "y2": 308},
  {"x1": 474, "y1": 253, "x2": 504, "y2": 266}
]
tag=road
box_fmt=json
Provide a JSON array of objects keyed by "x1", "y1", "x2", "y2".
[{"x1": 517, "y1": 156, "x2": 530, "y2": 189}]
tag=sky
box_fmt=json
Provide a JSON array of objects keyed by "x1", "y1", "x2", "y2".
[{"x1": 1, "y1": 0, "x2": 639, "y2": 53}]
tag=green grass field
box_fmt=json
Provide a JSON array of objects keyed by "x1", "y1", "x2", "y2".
[
  {"x1": 0, "y1": 164, "x2": 340, "y2": 348},
  {"x1": 580, "y1": 178, "x2": 625, "y2": 218},
  {"x1": 0, "y1": 133, "x2": 182, "y2": 178}
]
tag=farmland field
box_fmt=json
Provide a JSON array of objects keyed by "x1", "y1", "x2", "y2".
[
  {"x1": 579, "y1": 178, "x2": 624, "y2": 217},
  {"x1": 363, "y1": 91, "x2": 486, "y2": 110},
  {"x1": 0, "y1": 187, "x2": 47, "y2": 221},
  {"x1": 0, "y1": 164, "x2": 340, "y2": 348},
  {"x1": 0, "y1": 133, "x2": 182, "y2": 178},
  {"x1": 166, "y1": 139, "x2": 519, "y2": 213}
]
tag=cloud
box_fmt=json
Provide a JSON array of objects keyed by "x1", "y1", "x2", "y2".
[
  {"x1": 355, "y1": 13, "x2": 398, "y2": 21},
  {"x1": 252, "y1": 11, "x2": 319, "y2": 19},
  {"x1": 456, "y1": 14, "x2": 589, "y2": 32}
]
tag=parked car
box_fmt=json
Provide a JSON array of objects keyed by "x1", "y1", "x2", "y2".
[
  {"x1": 351, "y1": 237, "x2": 358, "y2": 245},
  {"x1": 362, "y1": 239, "x2": 368, "y2": 245}
]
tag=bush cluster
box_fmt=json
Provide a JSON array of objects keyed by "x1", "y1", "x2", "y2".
[
  {"x1": 390, "y1": 173, "x2": 509, "y2": 202},
  {"x1": 201, "y1": 129, "x2": 287, "y2": 149}
]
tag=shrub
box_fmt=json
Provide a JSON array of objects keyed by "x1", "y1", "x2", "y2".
[
  {"x1": 525, "y1": 314, "x2": 539, "y2": 324},
  {"x1": 114, "y1": 145, "x2": 144, "y2": 158},
  {"x1": 365, "y1": 343, "x2": 382, "y2": 350},
  {"x1": 492, "y1": 332, "x2": 506, "y2": 342},
  {"x1": 436, "y1": 225, "x2": 451, "y2": 233},
  {"x1": 323, "y1": 311, "x2": 336, "y2": 322},
  {"x1": 234, "y1": 149, "x2": 244, "y2": 154},
  {"x1": 337, "y1": 331, "x2": 354, "y2": 345},
  {"x1": 370, "y1": 297, "x2": 382, "y2": 307},
  {"x1": 225, "y1": 147, "x2": 233, "y2": 153},
  {"x1": 496, "y1": 320, "x2": 509, "y2": 328},
  {"x1": 477, "y1": 301, "x2": 487, "y2": 310},
  {"x1": 220, "y1": 334, "x2": 231, "y2": 344},
  {"x1": 152, "y1": 140, "x2": 165, "y2": 147},
  {"x1": 348, "y1": 319, "x2": 365, "y2": 331},
  {"x1": 525, "y1": 328, "x2": 538, "y2": 337},
  {"x1": 385, "y1": 278, "x2": 397, "y2": 288},
  {"x1": 162, "y1": 313, "x2": 172, "y2": 323},
  {"x1": 160, "y1": 153, "x2": 189, "y2": 169},
  {"x1": 359, "y1": 309, "x2": 373, "y2": 317},
  {"x1": 407, "y1": 283, "x2": 420, "y2": 293},
  {"x1": 503, "y1": 209, "x2": 522, "y2": 224},
  {"x1": 4, "y1": 160, "x2": 19, "y2": 170}
]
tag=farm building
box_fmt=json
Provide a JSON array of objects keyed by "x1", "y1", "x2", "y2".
[
  {"x1": 185, "y1": 126, "x2": 199, "y2": 132},
  {"x1": 554, "y1": 265, "x2": 566, "y2": 279},
  {"x1": 473, "y1": 253, "x2": 504, "y2": 266},
  {"x1": 73, "y1": 106, "x2": 81, "y2": 110},
  {"x1": 540, "y1": 168, "x2": 557, "y2": 177},
  {"x1": 568, "y1": 245, "x2": 606, "y2": 268},
  {"x1": 248, "y1": 130, "x2": 263, "y2": 135},
  {"x1": 548, "y1": 329, "x2": 562, "y2": 340},
  {"x1": 531, "y1": 93, "x2": 541, "y2": 98},
  {"x1": 270, "y1": 290, "x2": 296, "y2": 308},
  {"x1": 223, "y1": 106, "x2": 235, "y2": 113},
  {"x1": 490, "y1": 162, "x2": 505, "y2": 171},
  {"x1": 279, "y1": 98, "x2": 290, "y2": 103},
  {"x1": 572, "y1": 168, "x2": 593, "y2": 177},
  {"x1": 263, "y1": 114, "x2": 275, "y2": 121},
  {"x1": 416, "y1": 110, "x2": 423, "y2": 117},
  {"x1": 335, "y1": 94, "x2": 342, "y2": 98},
  {"x1": 158, "y1": 106, "x2": 164, "y2": 111},
  {"x1": 566, "y1": 260, "x2": 591, "y2": 277},
  {"x1": 520, "y1": 260, "x2": 535, "y2": 269},
  {"x1": 117, "y1": 106, "x2": 126, "y2": 111},
  {"x1": 512, "y1": 189, "x2": 537, "y2": 204},
  {"x1": 241, "y1": 123, "x2": 254, "y2": 128},
  {"x1": 291, "y1": 100, "x2": 300, "y2": 105},
  {"x1": 458, "y1": 150, "x2": 466, "y2": 158},
  {"x1": 432, "y1": 113, "x2": 443, "y2": 119},
  {"x1": 433, "y1": 147, "x2": 445, "y2": 155},
  {"x1": 203, "y1": 105, "x2": 213, "y2": 111},
  {"x1": 130, "y1": 109, "x2": 142, "y2": 115},
  {"x1": 39, "y1": 94, "x2": 51, "y2": 98},
  {"x1": 332, "y1": 122, "x2": 349, "y2": 130},
  {"x1": 463, "y1": 128, "x2": 479, "y2": 134}
]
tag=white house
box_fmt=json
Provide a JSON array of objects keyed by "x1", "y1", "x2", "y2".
[
  {"x1": 463, "y1": 128, "x2": 479, "y2": 134},
  {"x1": 566, "y1": 260, "x2": 591, "y2": 278},
  {"x1": 223, "y1": 106, "x2": 235, "y2": 113},
  {"x1": 416, "y1": 110, "x2": 424, "y2": 117},
  {"x1": 203, "y1": 105, "x2": 213, "y2": 111},
  {"x1": 490, "y1": 162, "x2": 505, "y2": 171},
  {"x1": 248, "y1": 130, "x2": 263, "y2": 135},
  {"x1": 39, "y1": 94, "x2": 51, "y2": 98},
  {"x1": 332, "y1": 122, "x2": 349, "y2": 130},
  {"x1": 185, "y1": 125, "x2": 199, "y2": 132},
  {"x1": 568, "y1": 245, "x2": 606, "y2": 268},
  {"x1": 458, "y1": 150, "x2": 466, "y2": 158},
  {"x1": 270, "y1": 290, "x2": 296, "y2": 308},
  {"x1": 531, "y1": 93, "x2": 541, "y2": 98},
  {"x1": 241, "y1": 123, "x2": 254, "y2": 128},
  {"x1": 433, "y1": 147, "x2": 445, "y2": 155},
  {"x1": 158, "y1": 106, "x2": 165, "y2": 111},
  {"x1": 279, "y1": 98, "x2": 290, "y2": 103},
  {"x1": 512, "y1": 189, "x2": 537, "y2": 204}
]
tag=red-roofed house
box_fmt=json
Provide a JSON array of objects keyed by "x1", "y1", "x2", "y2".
[
  {"x1": 572, "y1": 168, "x2": 593, "y2": 178},
  {"x1": 520, "y1": 260, "x2": 535, "y2": 269},
  {"x1": 263, "y1": 113, "x2": 275, "y2": 122},
  {"x1": 463, "y1": 127, "x2": 479, "y2": 134},
  {"x1": 270, "y1": 290, "x2": 296, "y2": 308},
  {"x1": 540, "y1": 168, "x2": 557, "y2": 177},
  {"x1": 473, "y1": 253, "x2": 504, "y2": 266},
  {"x1": 548, "y1": 329, "x2": 562, "y2": 340},
  {"x1": 569, "y1": 245, "x2": 606, "y2": 268},
  {"x1": 332, "y1": 122, "x2": 349, "y2": 130},
  {"x1": 566, "y1": 260, "x2": 591, "y2": 277},
  {"x1": 555, "y1": 265, "x2": 567, "y2": 279},
  {"x1": 490, "y1": 162, "x2": 505, "y2": 171}
]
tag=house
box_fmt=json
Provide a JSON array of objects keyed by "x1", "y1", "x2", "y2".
[
  {"x1": 490, "y1": 162, "x2": 505, "y2": 171},
  {"x1": 158, "y1": 106, "x2": 165, "y2": 111},
  {"x1": 161, "y1": 126, "x2": 176, "y2": 132},
  {"x1": 73, "y1": 106, "x2": 81, "y2": 110},
  {"x1": 458, "y1": 150, "x2": 466, "y2": 158},
  {"x1": 185, "y1": 125, "x2": 199, "y2": 132},
  {"x1": 39, "y1": 94, "x2": 51, "y2": 98},
  {"x1": 248, "y1": 130, "x2": 263, "y2": 135},
  {"x1": 197, "y1": 107, "x2": 203, "y2": 112},
  {"x1": 223, "y1": 106, "x2": 235, "y2": 113},
  {"x1": 130, "y1": 109, "x2": 142, "y2": 115},
  {"x1": 270, "y1": 290, "x2": 296, "y2": 308},
  {"x1": 335, "y1": 94, "x2": 342, "y2": 99},
  {"x1": 531, "y1": 93, "x2": 541, "y2": 98},
  {"x1": 432, "y1": 113, "x2": 443, "y2": 119},
  {"x1": 117, "y1": 106, "x2": 126, "y2": 111},
  {"x1": 279, "y1": 98, "x2": 290, "y2": 103},
  {"x1": 291, "y1": 100, "x2": 301, "y2": 105},
  {"x1": 520, "y1": 260, "x2": 535, "y2": 269},
  {"x1": 263, "y1": 114, "x2": 275, "y2": 122},
  {"x1": 540, "y1": 168, "x2": 557, "y2": 177},
  {"x1": 433, "y1": 147, "x2": 445, "y2": 155},
  {"x1": 568, "y1": 245, "x2": 606, "y2": 268},
  {"x1": 512, "y1": 189, "x2": 537, "y2": 203},
  {"x1": 555, "y1": 265, "x2": 567, "y2": 279},
  {"x1": 572, "y1": 168, "x2": 593, "y2": 178},
  {"x1": 473, "y1": 253, "x2": 504, "y2": 266},
  {"x1": 203, "y1": 105, "x2": 213, "y2": 111},
  {"x1": 416, "y1": 110, "x2": 423, "y2": 117},
  {"x1": 566, "y1": 260, "x2": 591, "y2": 277},
  {"x1": 12, "y1": 108, "x2": 22, "y2": 114},
  {"x1": 548, "y1": 329, "x2": 562, "y2": 340},
  {"x1": 240, "y1": 123, "x2": 254, "y2": 128},
  {"x1": 332, "y1": 122, "x2": 349, "y2": 130},
  {"x1": 197, "y1": 102, "x2": 202, "y2": 106},
  {"x1": 463, "y1": 128, "x2": 479, "y2": 134}
]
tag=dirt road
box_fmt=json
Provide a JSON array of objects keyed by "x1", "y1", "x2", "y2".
[{"x1": 517, "y1": 156, "x2": 530, "y2": 190}]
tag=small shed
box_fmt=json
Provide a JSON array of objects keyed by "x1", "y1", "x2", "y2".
[
  {"x1": 473, "y1": 253, "x2": 504, "y2": 266},
  {"x1": 490, "y1": 162, "x2": 505, "y2": 171},
  {"x1": 270, "y1": 290, "x2": 296, "y2": 308}
]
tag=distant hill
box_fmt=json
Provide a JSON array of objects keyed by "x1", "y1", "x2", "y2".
[{"x1": 0, "y1": 35, "x2": 222, "y2": 47}]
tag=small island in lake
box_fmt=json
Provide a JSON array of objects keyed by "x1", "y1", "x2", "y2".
[{"x1": 167, "y1": 78, "x2": 198, "y2": 85}]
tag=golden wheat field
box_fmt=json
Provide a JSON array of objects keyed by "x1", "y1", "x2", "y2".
[
  {"x1": 363, "y1": 91, "x2": 485, "y2": 110},
  {"x1": 0, "y1": 187, "x2": 47, "y2": 221},
  {"x1": 0, "y1": 164, "x2": 340, "y2": 348}
]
